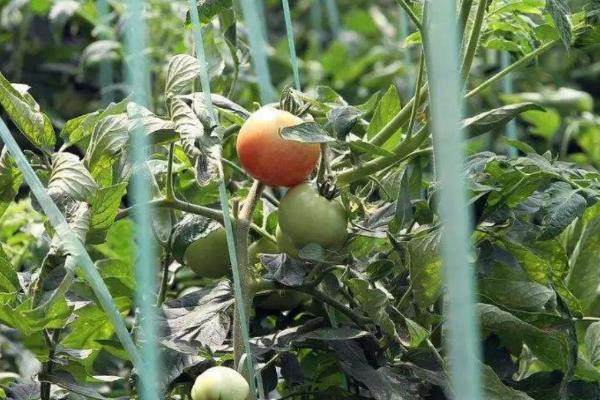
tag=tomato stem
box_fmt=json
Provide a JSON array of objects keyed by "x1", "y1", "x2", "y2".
[
  {"x1": 165, "y1": 143, "x2": 176, "y2": 201},
  {"x1": 233, "y1": 180, "x2": 265, "y2": 369},
  {"x1": 253, "y1": 279, "x2": 370, "y2": 326}
]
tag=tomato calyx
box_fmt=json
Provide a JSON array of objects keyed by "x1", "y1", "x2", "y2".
[
  {"x1": 318, "y1": 178, "x2": 340, "y2": 201},
  {"x1": 279, "y1": 87, "x2": 311, "y2": 116}
]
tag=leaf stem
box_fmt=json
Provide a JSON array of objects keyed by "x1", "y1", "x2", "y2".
[
  {"x1": 406, "y1": 53, "x2": 426, "y2": 138},
  {"x1": 337, "y1": 127, "x2": 431, "y2": 184},
  {"x1": 458, "y1": 0, "x2": 474, "y2": 43},
  {"x1": 466, "y1": 40, "x2": 558, "y2": 99},
  {"x1": 255, "y1": 279, "x2": 370, "y2": 326},
  {"x1": 395, "y1": 0, "x2": 423, "y2": 33},
  {"x1": 116, "y1": 198, "x2": 276, "y2": 243},
  {"x1": 233, "y1": 180, "x2": 264, "y2": 368},
  {"x1": 460, "y1": 0, "x2": 488, "y2": 82},
  {"x1": 165, "y1": 143, "x2": 176, "y2": 201}
]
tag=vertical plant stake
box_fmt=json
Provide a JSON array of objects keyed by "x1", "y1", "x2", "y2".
[
  {"x1": 501, "y1": 51, "x2": 518, "y2": 157},
  {"x1": 240, "y1": 0, "x2": 275, "y2": 104},
  {"x1": 96, "y1": 0, "x2": 114, "y2": 105},
  {"x1": 423, "y1": 0, "x2": 482, "y2": 399},
  {"x1": 188, "y1": 1, "x2": 262, "y2": 399},
  {"x1": 324, "y1": 0, "x2": 341, "y2": 36},
  {"x1": 123, "y1": 0, "x2": 160, "y2": 398},
  {"x1": 282, "y1": 0, "x2": 301, "y2": 90}
]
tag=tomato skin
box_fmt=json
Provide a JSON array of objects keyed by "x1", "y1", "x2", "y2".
[
  {"x1": 191, "y1": 366, "x2": 249, "y2": 400},
  {"x1": 248, "y1": 237, "x2": 279, "y2": 264},
  {"x1": 236, "y1": 107, "x2": 321, "y2": 187},
  {"x1": 278, "y1": 183, "x2": 348, "y2": 251},
  {"x1": 276, "y1": 225, "x2": 299, "y2": 258},
  {"x1": 184, "y1": 228, "x2": 230, "y2": 279}
]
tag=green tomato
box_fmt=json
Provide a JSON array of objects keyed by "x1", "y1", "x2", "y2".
[
  {"x1": 184, "y1": 228, "x2": 230, "y2": 279},
  {"x1": 278, "y1": 183, "x2": 348, "y2": 251},
  {"x1": 191, "y1": 366, "x2": 249, "y2": 400},
  {"x1": 276, "y1": 225, "x2": 299, "y2": 258},
  {"x1": 255, "y1": 290, "x2": 308, "y2": 311},
  {"x1": 248, "y1": 237, "x2": 279, "y2": 264}
]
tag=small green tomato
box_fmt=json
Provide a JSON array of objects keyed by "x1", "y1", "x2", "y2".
[
  {"x1": 278, "y1": 183, "x2": 348, "y2": 252},
  {"x1": 248, "y1": 237, "x2": 279, "y2": 264},
  {"x1": 184, "y1": 228, "x2": 230, "y2": 279},
  {"x1": 191, "y1": 366, "x2": 249, "y2": 400}
]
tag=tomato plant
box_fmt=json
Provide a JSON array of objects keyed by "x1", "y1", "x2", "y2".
[{"x1": 0, "y1": 0, "x2": 599, "y2": 399}]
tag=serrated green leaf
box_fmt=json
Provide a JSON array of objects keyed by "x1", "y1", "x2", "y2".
[
  {"x1": 0, "y1": 72, "x2": 55, "y2": 152},
  {"x1": 60, "y1": 97, "x2": 128, "y2": 146},
  {"x1": 49, "y1": 152, "x2": 97, "y2": 202},
  {"x1": 347, "y1": 279, "x2": 399, "y2": 341},
  {"x1": 186, "y1": 0, "x2": 233, "y2": 24},
  {"x1": 366, "y1": 85, "x2": 401, "y2": 149},
  {"x1": 463, "y1": 103, "x2": 545, "y2": 137},
  {"x1": 280, "y1": 122, "x2": 335, "y2": 143},
  {"x1": 545, "y1": 0, "x2": 572, "y2": 48},
  {"x1": 540, "y1": 182, "x2": 587, "y2": 240},
  {"x1": 0, "y1": 246, "x2": 18, "y2": 293},
  {"x1": 0, "y1": 148, "x2": 22, "y2": 219},
  {"x1": 87, "y1": 183, "x2": 127, "y2": 243},
  {"x1": 568, "y1": 214, "x2": 600, "y2": 314},
  {"x1": 408, "y1": 231, "x2": 442, "y2": 308},
  {"x1": 165, "y1": 54, "x2": 201, "y2": 98}
]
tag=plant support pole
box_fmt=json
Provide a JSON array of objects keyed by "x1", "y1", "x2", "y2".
[
  {"x1": 123, "y1": 0, "x2": 160, "y2": 398},
  {"x1": 423, "y1": 0, "x2": 482, "y2": 399},
  {"x1": 501, "y1": 51, "x2": 517, "y2": 157},
  {"x1": 188, "y1": 2, "x2": 263, "y2": 399},
  {"x1": 282, "y1": 0, "x2": 301, "y2": 90}
]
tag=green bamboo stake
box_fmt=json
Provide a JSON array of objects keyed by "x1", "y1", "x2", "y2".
[
  {"x1": 324, "y1": 0, "x2": 341, "y2": 36},
  {"x1": 399, "y1": 11, "x2": 414, "y2": 94},
  {"x1": 501, "y1": 51, "x2": 517, "y2": 157},
  {"x1": 255, "y1": 0, "x2": 269, "y2": 43},
  {"x1": 96, "y1": 0, "x2": 114, "y2": 105},
  {"x1": 239, "y1": 0, "x2": 274, "y2": 104},
  {"x1": 310, "y1": 0, "x2": 323, "y2": 53},
  {"x1": 188, "y1": 2, "x2": 262, "y2": 399},
  {"x1": 281, "y1": 0, "x2": 301, "y2": 90},
  {"x1": 423, "y1": 1, "x2": 482, "y2": 399},
  {"x1": 0, "y1": 118, "x2": 143, "y2": 371},
  {"x1": 123, "y1": 0, "x2": 160, "y2": 398}
]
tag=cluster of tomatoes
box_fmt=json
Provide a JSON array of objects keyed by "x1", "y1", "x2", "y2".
[
  {"x1": 184, "y1": 106, "x2": 349, "y2": 281},
  {"x1": 187, "y1": 107, "x2": 349, "y2": 400}
]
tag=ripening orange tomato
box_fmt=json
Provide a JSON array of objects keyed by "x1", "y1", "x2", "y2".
[{"x1": 236, "y1": 107, "x2": 321, "y2": 187}]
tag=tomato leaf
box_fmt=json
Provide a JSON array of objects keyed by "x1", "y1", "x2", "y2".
[
  {"x1": 280, "y1": 122, "x2": 335, "y2": 144},
  {"x1": 165, "y1": 54, "x2": 201, "y2": 98},
  {"x1": 0, "y1": 72, "x2": 55, "y2": 152},
  {"x1": 160, "y1": 281, "x2": 234, "y2": 353},
  {"x1": 49, "y1": 152, "x2": 97, "y2": 202},
  {"x1": 0, "y1": 148, "x2": 22, "y2": 219},
  {"x1": 463, "y1": 103, "x2": 545, "y2": 138},
  {"x1": 539, "y1": 182, "x2": 587, "y2": 240},
  {"x1": 545, "y1": 0, "x2": 572, "y2": 48},
  {"x1": 261, "y1": 254, "x2": 306, "y2": 287}
]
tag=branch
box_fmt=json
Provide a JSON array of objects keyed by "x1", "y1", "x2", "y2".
[
  {"x1": 460, "y1": 0, "x2": 488, "y2": 81},
  {"x1": 337, "y1": 127, "x2": 431, "y2": 184},
  {"x1": 116, "y1": 198, "x2": 223, "y2": 223},
  {"x1": 395, "y1": 0, "x2": 423, "y2": 33},
  {"x1": 466, "y1": 39, "x2": 558, "y2": 99},
  {"x1": 255, "y1": 279, "x2": 370, "y2": 326},
  {"x1": 233, "y1": 180, "x2": 264, "y2": 368}
]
